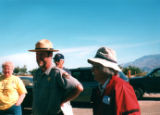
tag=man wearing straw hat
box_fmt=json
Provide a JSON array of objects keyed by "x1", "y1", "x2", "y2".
[
  {"x1": 29, "y1": 39, "x2": 83, "y2": 115},
  {"x1": 88, "y1": 47, "x2": 140, "y2": 115}
]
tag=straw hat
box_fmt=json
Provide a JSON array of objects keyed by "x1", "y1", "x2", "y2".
[
  {"x1": 28, "y1": 39, "x2": 59, "y2": 52},
  {"x1": 88, "y1": 47, "x2": 121, "y2": 72}
]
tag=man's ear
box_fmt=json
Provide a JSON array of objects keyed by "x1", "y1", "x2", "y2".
[{"x1": 61, "y1": 60, "x2": 64, "y2": 64}]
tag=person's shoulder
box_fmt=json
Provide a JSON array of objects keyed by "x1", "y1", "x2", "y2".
[
  {"x1": 113, "y1": 75, "x2": 126, "y2": 83},
  {"x1": 112, "y1": 76, "x2": 132, "y2": 90},
  {"x1": 11, "y1": 75, "x2": 19, "y2": 78},
  {"x1": 112, "y1": 76, "x2": 128, "y2": 87},
  {"x1": 10, "y1": 75, "x2": 22, "y2": 82},
  {"x1": 63, "y1": 67, "x2": 71, "y2": 74},
  {"x1": 50, "y1": 67, "x2": 61, "y2": 74}
]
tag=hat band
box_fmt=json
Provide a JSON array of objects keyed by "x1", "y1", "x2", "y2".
[
  {"x1": 35, "y1": 48, "x2": 54, "y2": 50},
  {"x1": 95, "y1": 54, "x2": 117, "y2": 63}
]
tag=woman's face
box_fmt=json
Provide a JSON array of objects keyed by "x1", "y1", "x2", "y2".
[
  {"x1": 92, "y1": 65, "x2": 106, "y2": 84},
  {"x1": 3, "y1": 64, "x2": 14, "y2": 77}
]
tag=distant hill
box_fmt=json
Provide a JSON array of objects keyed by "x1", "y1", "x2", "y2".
[{"x1": 122, "y1": 54, "x2": 160, "y2": 72}]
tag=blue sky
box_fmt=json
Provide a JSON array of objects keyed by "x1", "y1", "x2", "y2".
[{"x1": 0, "y1": 0, "x2": 160, "y2": 72}]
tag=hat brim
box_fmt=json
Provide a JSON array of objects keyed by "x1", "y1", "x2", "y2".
[
  {"x1": 28, "y1": 49, "x2": 59, "y2": 52},
  {"x1": 88, "y1": 58, "x2": 121, "y2": 72}
]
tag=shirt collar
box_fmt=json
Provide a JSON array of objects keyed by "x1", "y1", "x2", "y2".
[
  {"x1": 44, "y1": 66, "x2": 54, "y2": 75},
  {"x1": 98, "y1": 77, "x2": 111, "y2": 94},
  {"x1": 102, "y1": 78, "x2": 111, "y2": 89}
]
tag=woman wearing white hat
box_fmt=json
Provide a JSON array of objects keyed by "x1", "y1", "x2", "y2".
[{"x1": 88, "y1": 47, "x2": 140, "y2": 115}]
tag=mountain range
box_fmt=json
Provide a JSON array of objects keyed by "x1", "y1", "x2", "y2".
[{"x1": 121, "y1": 54, "x2": 160, "y2": 72}]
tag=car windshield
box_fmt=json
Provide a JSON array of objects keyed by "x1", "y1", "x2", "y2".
[{"x1": 20, "y1": 76, "x2": 33, "y2": 86}]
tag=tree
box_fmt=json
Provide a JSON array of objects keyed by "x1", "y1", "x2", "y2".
[
  {"x1": 13, "y1": 65, "x2": 27, "y2": 75},
  {"x1": 14, "y1": 66, "x2": 20, "y2": 75},
  {"x1": 123, "y1": 66, "x2": 143, "y2": 76},
  {"x1": 29, "y1": 68, "x2": 38, "y2": 76},
  {"x1": 21, "y1": 65, "x2": 27, "y2": 75}
]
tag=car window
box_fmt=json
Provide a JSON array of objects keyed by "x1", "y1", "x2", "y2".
[
  {"x1": 152, "y1": 70, "x2": 160, "y2": 78},
  {"x1": 71, "y1": 71, "x2": 81, "y2": 81},
  {"x1": 81, "y1": 70, "x2": 94, "y2": 82},
  {"x1": 71, "y1": 68, "x2": 128, "y2": 82},
  {"x1": 71, "y1": 69, "x2": 95, "y2": 82},
  {"x1": 20, "y1": 77, "x2": 33, "y2": 86}
]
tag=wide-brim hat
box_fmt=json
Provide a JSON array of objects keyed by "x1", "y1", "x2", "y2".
[
  {"x1": 28, "y1": 39, "x2": 59, "y2": 52},
  {"x1": 88, "y1": 47, "x2": 121, "y2": 72}
]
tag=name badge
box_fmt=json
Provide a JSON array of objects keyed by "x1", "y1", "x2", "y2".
[{"x1": 102, "y1": 96, "x2": 110, "y2": 105}]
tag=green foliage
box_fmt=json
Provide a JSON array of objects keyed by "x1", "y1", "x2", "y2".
[
  {"x1": 29, "y1": 68, "x2": 38, "y2": 76},
  {"x1": 14, "y1": 66, "x2": 20, "y2": 74},
  {"x1": 13, "y1": 65, "x2": 27, "y2": 75},
  {"x1": 123, "y1": 66, "x2": 143, "y2": 76},
  {"x1": 21, "y1": 65, "x2": 27, "y2": 74}
]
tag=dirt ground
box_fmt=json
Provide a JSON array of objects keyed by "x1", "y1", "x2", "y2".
[{"x1": 23, "y1": 93, "x2": 160, "y2": 115}]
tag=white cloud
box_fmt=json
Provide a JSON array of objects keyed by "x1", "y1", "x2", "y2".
[
  {"x1": 1, "y1": 42, "x2": 157, "y2": 72},
  {"x1": 0, "y1": 53, "x2": 38, "y2": 72},
  {"x1": 0, "y1": 46, "x2": 98, "y2": 72},
  {"x1": 55, "y1": 46, "x2": 98, "y2": 68}
]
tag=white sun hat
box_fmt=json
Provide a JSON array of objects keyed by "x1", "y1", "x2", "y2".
[{"x1": 88, "y1": 47, "x2": 121, "y2": 72}]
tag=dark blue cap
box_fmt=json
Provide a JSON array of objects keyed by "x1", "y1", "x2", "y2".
[{"x1": 54, "y1": 53, "x2": 64, "y2": 62}]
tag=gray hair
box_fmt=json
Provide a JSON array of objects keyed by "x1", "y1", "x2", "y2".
[
  {"x1": 2, "y1": 61, "x2": 14, "y2": 69},
  {"x1": 101, "y1": 66, "x2": 118, "y2": 77}
]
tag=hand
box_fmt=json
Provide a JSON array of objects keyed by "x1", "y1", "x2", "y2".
[{"x1": 15, "y1": 102, "x2": 21, "y2": 106}]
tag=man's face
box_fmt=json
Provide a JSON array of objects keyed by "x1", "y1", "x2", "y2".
[
  {"x1": 3, "y1": 65, "x2": 13, "y2": 77},
  {"x1": 55, "y1": 59, "x2": 64, "y2": 69},
  {"x1": 36, "y1": 52, "x2": 52, "y2": 70}
]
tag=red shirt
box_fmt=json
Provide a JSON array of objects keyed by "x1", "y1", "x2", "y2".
[{"x1": 93, "y1": 75, "x2": 140, "y2": 115}]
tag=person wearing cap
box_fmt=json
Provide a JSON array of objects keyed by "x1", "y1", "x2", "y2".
[
  {"x1": 88, "y1": 47, "x2": 140, "y2": 115},
  {"x1": 0, "y1": 61, "x2": 27, "y2": 115},
  {"x1": 29, "y1": 39, "x2": 83, "y2": 115},
  {"x1": 54, "y1": 53, "x2": 71, "y2": 75},
  {"x1": 54, "y1": 53, "x2": 74, "y2": 115}
]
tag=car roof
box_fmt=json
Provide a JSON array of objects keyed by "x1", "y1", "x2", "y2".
[
  {"x1": 70, "y1": 67, "x2": 92, "y2": 71},
  {"x1": 70, "y1": 67, "x2": 129, "y2": 82}
]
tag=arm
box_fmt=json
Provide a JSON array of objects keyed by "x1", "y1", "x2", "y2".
[
  {"x1": 15, "y1": 94, "x2": 26, "y2": 106},
  {"x1": 55, "y1": 68, "x2": 83, "y2": 105},
  {"x1": 61, "y1": 84, "x2": 83, "y2": 105}
]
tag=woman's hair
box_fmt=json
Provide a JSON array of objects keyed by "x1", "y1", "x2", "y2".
[
  {"x1": 101, "y1": 66, "x2": 118, "y2": 77},
  {"x1": 2, "y1": 61, "x2": 14, "y2": 69}
]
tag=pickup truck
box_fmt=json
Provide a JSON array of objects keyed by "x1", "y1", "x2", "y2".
[
  {"x1": 70, "y1": 67, "x2": 128, "y2": 104},
  {"x1": 129, "y1": 68, "x2": 160, "y2": 99}
]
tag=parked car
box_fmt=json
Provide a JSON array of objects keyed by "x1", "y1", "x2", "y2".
[
  {"x1": 129, "y1": 67, "x2": 160, "y2": 99},
  {"x1": 19, "y1": 76, "x2": 33, "y2": 109},
  {"x1": 20, "y1": 67, "x2": 128, "y2": 108},
  {"x1": 70, "y1": 67, "x2": 129, "y2": 104}
]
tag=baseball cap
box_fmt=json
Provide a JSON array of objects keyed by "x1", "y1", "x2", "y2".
[{"x1": 54, "y1": 53, "x2": 64, "y2": 62}]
